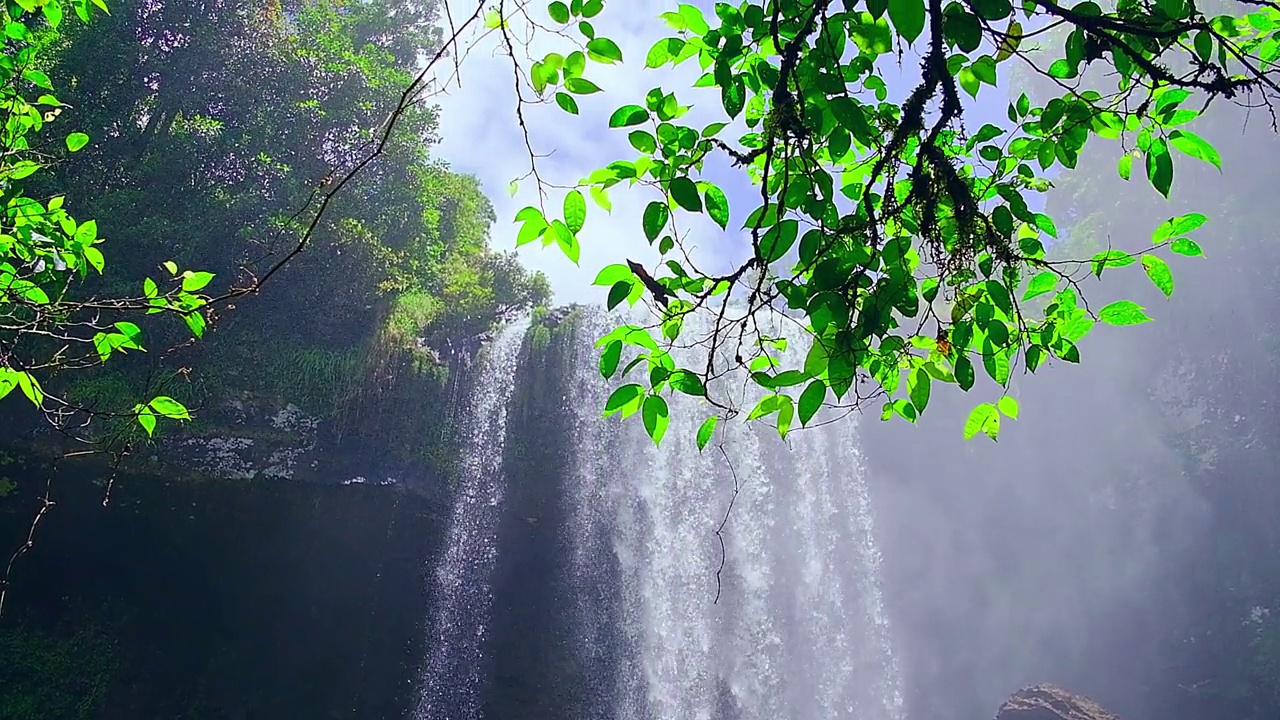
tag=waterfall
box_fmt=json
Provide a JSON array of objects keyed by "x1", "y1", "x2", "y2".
[
  {"x1": 563, "y1": 309, "x2": 904, "y2": 720},
  {"x1": 415, "y1": 308, "x2": 903, "y2": 720},
  {"x1": 414, "y1": 318, "x2": 528, "y2": 720}
]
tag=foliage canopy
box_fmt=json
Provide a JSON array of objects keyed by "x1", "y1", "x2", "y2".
[
  {"x1": 0, "y1": 0, "x2": 550, "y2": 446},
  {"x1": 489, "y1": 0, "x2": 1280, "y2": 444}
]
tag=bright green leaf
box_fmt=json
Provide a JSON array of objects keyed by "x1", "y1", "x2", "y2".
[
  {"x1": 564, "y1": 190, "x2": 587, "y2": 233},
  {"x1": 1098, "y1": 300, "x2": 1153, "y2": 326},
  {"x1": 1141, "y1": 255, "x2": 1174, "y2": 297}
]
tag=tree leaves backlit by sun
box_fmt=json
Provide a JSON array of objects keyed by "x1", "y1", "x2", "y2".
[
  {"x1": 0, "y1": 0, "x2": 208, "y2": 437},
  {"x1": 498, "y1": 0, "x2": 1279, "y2": 443}
]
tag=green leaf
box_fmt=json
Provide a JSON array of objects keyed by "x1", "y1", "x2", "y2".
[
  {"x1": 629, "y1": 130, "x2": 656, "y2": 153},
  {"x1": 553, "y1": 220, "x2": 581, "y2": 264},
  {"x1": 760, "y1": 219, "x2": 799, "y2": 263},
  {"x1": 1022, "y1": 271, "x2": 1057, "y2": 300},
  {"x1": 1152, "y1": 213, "x2": 1207, "y2": 242},
  {"x1": 42, "y1": 0, "x2": 62, "y2": 27},
  {"x1": 696, "y1": 415, "x2": 719, "y2": 450},
  {"x1": 149, "y1": 396, "x2": 191, "y2": 420},
  {"x1": 798, "y1": 380, "x2": 825, "y2": 426},
  {"x1": 955, "y1": 355, "x2": 976, "y2": 391},
  {"x1": 677, "y1": 3, "x2": 710, "y2": 34},
  {"x1": 12, "y1": 371, "x2": 43, "y2": 407},
  {"x1": 908, "y1": 367, "x2": 931, "y2": 413},
  {"x1": 888, "y1": 0, "x2": 926, "y2": 42},
  {"x1": 1091, "y1": 250, "x2": 1135, "y2": 277},
  {"x1": 1169, "y1": 130, "x2": 1222, "y2": 170},
  {"x1": 23, "y1": 69, "x2": 52, "y2": 90},
  {"x1": 0, "y1": 371, "x2": 17, "y2": 402},
  {"x1": 593, "y1": 263, "x2": 633, "y2": 286},
  {"x1": 548, "y1": 1, "x2": 570, "y2": 23},
  {"x1": 996, "y1": 20, "x2": 1022, "y2": 61},
  {"x1": 982, "y1": 341, "x2": 1011, "y2": 386},
  {"x1": 555, "y1": 91, "x2": 579, "y2": 114},
  {"x1": 1048, "y1": 59, "x2": 1075, "y2": 78},
  {"x1": 722, "y1": 77, "x2": 746, "y2": 118},
  {"x1": 516, "y1": 214, "x2": 548, "y2": 246},
  {"x1": 565, "y1": 77, "x2": 603, "y2": 94},
  {"x1": 65, "y1": 132, "x2": 90, "y2": 152},
  {"x1": 600, "y1": 340, "x2": 623, "y2": 378},
  {"x1": 184, "y1": 311, "x2": 206, "y2": 339},
  {"x1": 608, "y1": 104, "x2": 648, "y2": 127},
  {"x1": 1145, "y1": 139, "x2": 1174, "y2": 198},
  {"x1": 776, "y1": 395, "x2": 794, "y2": 438},
  {"x1": 669, "y1": 370, "x2": 706, "y2": 396},
  {"x1": 669, "y1": 177, "x2": 702, "y2": 212},
  {"x1": 642, "y1": 394, "x2": 670, "y2": 444},
  {"x1": 604, "y1": 383, "x2": 644, "y2": 416},
  {"x1": 704, "y1": 185, "x2": 729, "y2": 230},
  {"x1": 1193, "y1": 30, "x2": 1213, "y2": 62},
  {"x1": 84, "y1": 246, "x2": 105, "y2": 273},
  {"x1": 1117, "y1": 152, "x2": 1133, "y2": 180},
  {"x1": 1098, "y1": 300, "x2": 1153, "y2": 326},
  {"x1": 997, "y1": 395, "x2": 1019, "y2": 419},
  {"x1": 1141, "y1": 255, "x2": 1174, "y2": 297},
  {"x1": 607, "y1": 280, "x2": 633, "y2": 309},
  {"x1": 564, "y1": 190, "x2": 587, "y2": 233},
  {"x1": 586, "y1": 37, "x2": 623, "y2": 63},
  {"x1": 642, "y1": 201, "x2": 669, "y2": 241},
  {"x1": 137, "y1": 410, "x2": 157, "y2": 436},
  {"x1": 9, "y1": 161, "x2": 40, "y2": 179},
  {"x1": 590, "y1": 185, "x2": 612, "y2": 212},
  {"x1": 646, "y1": 37, "x2": 685, "y2": 67},
  {"x1": 565, "y1": 51, "x2": 586, "y2": 77},
  {"x1": 1170, "y1": 238, "x2": 1204, "y2": 257},
  {"x1": 964, "y1": 402, "x2": 1000, "y2": 440},
  {"x1": 181, "y1": 271, "x2": 215, "y2": 292},
  {"x1": 1033, "y1": 213, "x2": 1057, "y2": 238}
]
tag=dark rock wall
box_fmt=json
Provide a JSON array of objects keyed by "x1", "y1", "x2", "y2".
[{"x1": 0, "y1": 456, "x2": 446, "y2": 720}]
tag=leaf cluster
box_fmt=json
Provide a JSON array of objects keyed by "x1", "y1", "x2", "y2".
[{"x1": 511, "y1": 0, "x2": 1278, "y2": 443}]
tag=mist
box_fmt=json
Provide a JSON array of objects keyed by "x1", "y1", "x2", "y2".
[
  {"x1": 2, "y1": 0, "x2": 1278, "y2": 718},
  {"x1": 857, "y1": 86, "x2": 1279, "y2": 719}
]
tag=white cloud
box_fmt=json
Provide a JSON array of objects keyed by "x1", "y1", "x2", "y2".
[{"x1": 432, "y1": 0, "x2": 756, "y2": 304}]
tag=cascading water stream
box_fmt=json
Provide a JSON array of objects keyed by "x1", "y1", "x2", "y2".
[
  {"x1": 562, "y1": 309, "x2": 905, "y2": 720},
  {"x1": 415, "y1": 307, "x2": 903, "y2": 720},
  {"x1": 414, "y1": 319, "x2": 528, "y2": 720}
]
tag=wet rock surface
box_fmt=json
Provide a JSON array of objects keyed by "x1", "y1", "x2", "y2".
[{"x1": 996, "y1": 685, "x2": 1123, "y2": 720}]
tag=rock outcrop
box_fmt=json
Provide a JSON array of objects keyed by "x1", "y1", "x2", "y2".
[{"x1": 996, "y1": 685, "x2": 1122, "y2": 720}]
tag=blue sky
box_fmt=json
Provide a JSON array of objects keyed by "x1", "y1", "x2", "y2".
[{"x1": 433, "y1": 0, "x2": 1018, "y2": 303}]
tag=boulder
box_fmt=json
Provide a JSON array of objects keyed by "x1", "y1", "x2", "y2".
[{"x1": 996, "y1": 685, "x2": 1122, "y2": 720}]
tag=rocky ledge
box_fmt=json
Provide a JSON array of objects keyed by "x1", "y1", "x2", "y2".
[{"x1": 996, "y1": 685, "x2": 1122, "y2": 720}]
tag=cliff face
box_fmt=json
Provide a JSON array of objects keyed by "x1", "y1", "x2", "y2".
[
  {"x1": 0, "y1": 451, "x2": 449, "y2": 720},
  {"x1": 0, "y1": 315, "x2": 576, "y2": 720},
  {"x1": 0, "y1": 351, "x2": 479, "y2": 718}
]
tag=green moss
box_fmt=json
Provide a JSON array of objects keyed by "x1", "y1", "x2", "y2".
[
  {"x1": 529, "y1": 325, "x2": 552, "y2": 352},
  {"x1": 383, "y1": 289, "x2": 444, "y2": 350},
  {"x1": 262, "y1": 348, "x2": 364, "y2": 413},
  {"x1": 64, "y1": 370, "x2": 136, "y2": 414},
  {"x1": 0, "y1": 612, "x2": 121, "y2": 720}
]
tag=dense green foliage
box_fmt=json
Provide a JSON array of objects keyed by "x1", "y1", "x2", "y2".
[
  {"x1": 493, "y1": 0, "x2": 1280, "y2": 444},
  {"x1": 0, "y1": 0, "x2": 207, "y2": 435},
  {"x1": 0, "y1": 0, "x2": 549, "y2": 443}
]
